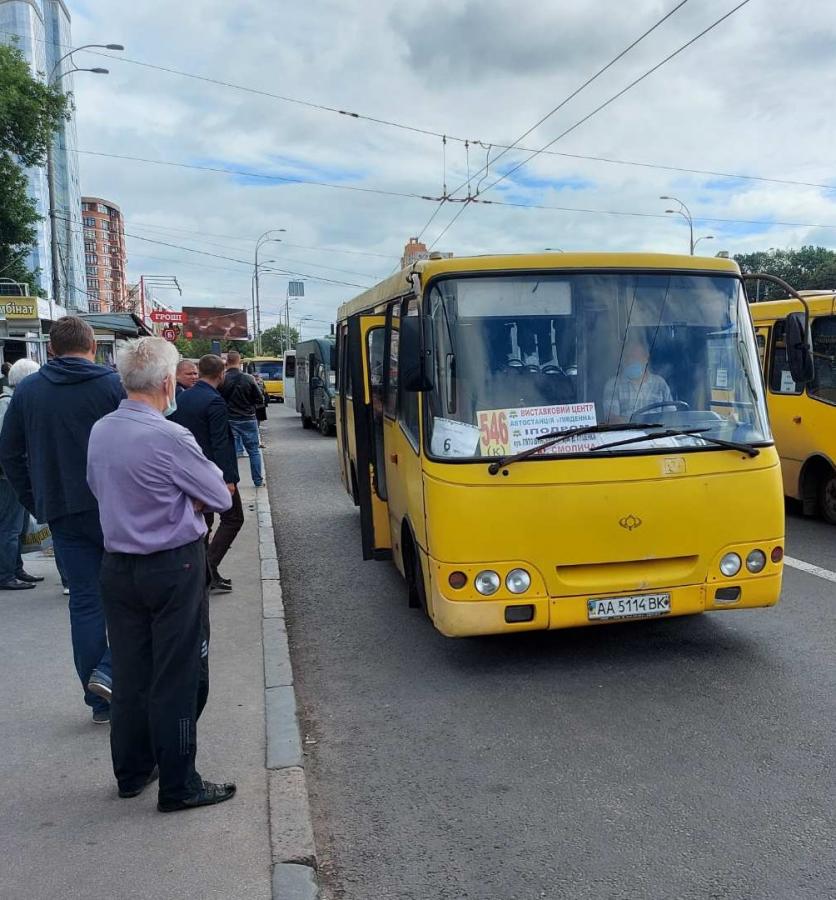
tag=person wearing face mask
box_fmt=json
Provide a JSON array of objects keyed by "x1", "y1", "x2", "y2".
[
  {"x1": 87, "y1": 337, "x2": 236, "y2": 812},
  {"x1": 602, "y1": 335, "x2": 673, "y2": 422},
  {"x1": 0, "y1": 317, "x2": 123, "y2": 725}
]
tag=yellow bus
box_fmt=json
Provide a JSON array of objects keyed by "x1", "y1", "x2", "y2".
[
  {"x1": 243, "y1": 356, "x2": 284, "y2": 402},
  {"x1": 750, "y1": 292, "x2": 836, "y2": 523},
  {"x1": 335, "y1": 252, "x2": 785, "y2": 638}
]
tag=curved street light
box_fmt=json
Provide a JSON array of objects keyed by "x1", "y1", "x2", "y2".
[
  {"x1": 660, "y1": 195, "x2": 696, "y2": 255},
  {"x1": 47, "y1": 43, "x2": 124, "y2": 307},
  {"x1": 693, "y1": 235, "x2": 715, "y2": 253},
  {"x1": 254, "y1": 230, "x2": 287, "y2": 354}
]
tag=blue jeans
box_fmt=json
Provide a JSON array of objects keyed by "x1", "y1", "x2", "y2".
[
  {"x1": 50, "y1": 510, "x2": 112, "y2": 714},
  {"x1": 230, "y1": 419, "x2": 263, "y2": 486},
  {"x1": 0, "y1": 478, "x2": 26, "y2": 583}
]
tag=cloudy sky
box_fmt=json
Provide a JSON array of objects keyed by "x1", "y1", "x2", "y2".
[{"x1": 66, "y1": 0, "x2": 836, "y2": 338}]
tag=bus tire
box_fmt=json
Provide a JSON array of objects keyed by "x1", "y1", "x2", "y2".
[
  {"x1": 403, "y1": 528, "x2": 428, "y2": 616},
  {"x1": 301, "y1": 407, "x2": 312, "y2": 429},
  {"x1": 820, "y1": 468, "x2": 836, "y2": 525},
  {"x1": 318, "y1": 412, "x2": 331, "y2": 436}
]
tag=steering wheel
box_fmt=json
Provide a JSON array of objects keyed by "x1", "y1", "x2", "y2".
[{"x1": 631, "y1": 399, "x2": 689, "y2": 417}]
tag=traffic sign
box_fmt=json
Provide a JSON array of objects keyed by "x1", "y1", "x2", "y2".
[
  {"x1": 150, "y1": 310, "x2": 187, "y2": 324},
  {"x1": 162, "y1": 327, "x2": 179, "y2": 342}
]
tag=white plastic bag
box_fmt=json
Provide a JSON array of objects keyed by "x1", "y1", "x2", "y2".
[{"x1": 22, "y1": 515, "x2": 52, "y2": 554}]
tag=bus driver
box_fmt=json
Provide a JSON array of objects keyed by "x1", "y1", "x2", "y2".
[{"x1": 603, "y1": 335, "x2": 673, "y2": 422}]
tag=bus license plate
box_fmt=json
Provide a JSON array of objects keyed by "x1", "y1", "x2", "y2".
[{"x1": 587, "y1": 593, "x2": 671, "y2": 621}]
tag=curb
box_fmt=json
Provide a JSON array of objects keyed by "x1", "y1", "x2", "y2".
[{"x1": 255, "y1": 482, "x2": 320, "y2": 899}]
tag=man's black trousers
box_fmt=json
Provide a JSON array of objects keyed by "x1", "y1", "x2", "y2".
[
  {"x1": 205, "y1": 487, "x2": 244, "y2": 576},
  {"x1": 100, "y1": 539, "x2": 209, "y2": 802}
]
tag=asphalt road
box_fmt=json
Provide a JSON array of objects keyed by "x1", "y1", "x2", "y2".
[{"x1": 265, "y1": 407, "x2": 835, "y2": 900}]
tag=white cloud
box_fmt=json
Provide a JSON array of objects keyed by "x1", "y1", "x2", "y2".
[{"x1": 66, "y1": 0, "x2": 836, "y2": 333}]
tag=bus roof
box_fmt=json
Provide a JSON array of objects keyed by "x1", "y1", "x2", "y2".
[
  {"x1": 337, "y1": 251, "x2": 740, "y2": 320},
  {"x1": 749, "y1": 292, "x2": 836, "y2": 321}
]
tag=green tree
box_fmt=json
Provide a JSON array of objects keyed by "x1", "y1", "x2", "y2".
[
  {"x1": 259, "y1": 324, "x2": 299, "y2": 356},
  {"x1": 735, "y1": 246, "x2": 836, "y2": 300},
  {"x1": 0, "y1": 43, "x2": 69, "y2": 295},
  {"x1": 174, "y1": 337, "x2": 255, "y2": 359}
]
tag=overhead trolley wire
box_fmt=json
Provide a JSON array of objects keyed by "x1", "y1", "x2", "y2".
[
  {"x1": 428, "y1": 0, "x2": 753, "y2": 248},
  {"x1": 8, "y1": 27, "x2": 835, "y2": 194}
]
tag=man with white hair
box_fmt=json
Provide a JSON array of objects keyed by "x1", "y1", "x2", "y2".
[
  {"x1": 0, "y1": 358, "x2": 41, "y2": 590},
  {"x1": 87, "y1": 337, "x2": 236, "y2": 812}
]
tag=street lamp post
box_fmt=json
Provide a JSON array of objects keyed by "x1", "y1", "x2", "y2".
[
  {"x1": 47, "y1": 43, "x2": 124, "y2": 307},
  {"x1": 693, "y1": 235, "x2": 715, "y2": 253},
  {"x1": 660, "y1": 195, "x2": 695, "y2": 255},
  {"x1": 254, "y1": 230, "x2": 286, "y2": 354}
]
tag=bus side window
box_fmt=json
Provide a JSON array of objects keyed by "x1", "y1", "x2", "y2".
[
  {"x1": 810, "y1": 315, "x2": 836, "y2": 403},
  {"x1": 383, "y1": 303, "x2": 400, "y2": 419},
  {"x1": 399, "y1": 298, "x2": 420, "y2": 448},
  {"x1": 769, "y1": 320, "x2": 803, "y2": 395}
]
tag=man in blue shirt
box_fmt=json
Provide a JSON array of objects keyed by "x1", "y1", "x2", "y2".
[
  {"x1": 0, "y1": 317, "x2": 122, "y2": 725},
  {"x1": 170, "y1": 354, "x2": 243, "y2": 592}
]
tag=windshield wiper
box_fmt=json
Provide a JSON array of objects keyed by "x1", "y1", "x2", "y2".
[
  {"x1": 587, "y1": 427, "x2": 760, "y2": 458},
  {"x1": 487, "y1": 425, "x2": 760, "y2": 474},
  {"x1": 487, "y1": 422, "x2": 662, "y2": 475}
]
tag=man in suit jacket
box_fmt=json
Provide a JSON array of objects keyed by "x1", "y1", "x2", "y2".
[{"x1": 170, "y1": 354, "x2": 242, "y2": 592}]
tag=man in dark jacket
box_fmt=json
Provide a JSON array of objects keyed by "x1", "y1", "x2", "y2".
[
  {"x1": 0, "y1": 317, "x2": 123, "y2": 724},
  {"x1": 170, "y1": 355, "x2": 243, "y2": 592},
  {"x1": 219, "y1": 351, "x2": 264, "y2": 487}
]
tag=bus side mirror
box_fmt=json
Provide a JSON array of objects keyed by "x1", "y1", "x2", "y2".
[
  {"x1": 785, "y1": 312, "x2": 814, "y2": 384},
  {"x1": 401, "y1": 315, "x2": 435, "y2": 392}
]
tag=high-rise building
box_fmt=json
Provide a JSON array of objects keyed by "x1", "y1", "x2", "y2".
[
  {"x1": 0, "y1": 0, "x2": 87, "y2": 310},
  {"x1": 82, "y1": 197, "x2": 128, "y2": 312}
]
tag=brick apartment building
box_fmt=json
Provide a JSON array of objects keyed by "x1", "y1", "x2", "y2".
[{"x1": 82, "y1": 197, "x2": 128, "y2": 312}]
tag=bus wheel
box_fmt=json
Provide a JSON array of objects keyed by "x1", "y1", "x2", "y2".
[
  {"x1": 404, "y1": 534, "x2": 428, "y2": 615},
  {"x1": 821, "y1": 469, "x2": 836, "y2": 525},
  {"x1": 318, "y1": 412, "x2": 331, "y2": 436},
  {"x1": 301, "y1": 407, "x2": 312, "y2": 429}
]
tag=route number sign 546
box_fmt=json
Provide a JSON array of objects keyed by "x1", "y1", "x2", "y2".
[{"x1": 479, "y1": 411, "x2": 510, "y2": 456}]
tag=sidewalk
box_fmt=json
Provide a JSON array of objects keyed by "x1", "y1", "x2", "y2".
[{"x1": 0, "y1": 477, "x2": 284, "y2": 899}]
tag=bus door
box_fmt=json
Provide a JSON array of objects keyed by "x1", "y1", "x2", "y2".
[
  {"x1": 381, "y1": 298, "x2": 427, "y2": 575},
  {"x1": 765, "y1": 317, "x2": 808, "y2": 496},
  {"x1": 347, "y1": 313, "x2": 392, "y2": 560}
]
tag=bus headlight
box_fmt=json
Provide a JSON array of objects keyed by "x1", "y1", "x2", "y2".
[
  {"x1": 474, "y1": 570, "x2": 501, "y2": 595},
  {"x1": 746, "y1": 549, "x2": 767, "y2": 573},
  {"x1": 720, "y1": 553, "x2": 742, "y2": 577},
  {"x1": 505, "y1": 569, "x2": 531, "y2": 594}
]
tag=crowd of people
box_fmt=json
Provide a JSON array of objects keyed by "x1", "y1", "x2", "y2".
[{"x1": 0, "y1": 317, "x2": 269, "y2": 813}]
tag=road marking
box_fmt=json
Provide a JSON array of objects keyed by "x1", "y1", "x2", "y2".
[{"x1": 784, "y1": 556, "x2": 836, "y2": 584}]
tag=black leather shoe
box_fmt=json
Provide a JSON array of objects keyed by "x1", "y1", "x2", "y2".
[
  {"x1": 16, "y1": 570, "x2": 44, "y2": 583},
  {"x1": 157, "y1": 780, "x2": 236, "y2": 813},
  {"x1": 0, "y1": 578, "x2": 35, "y2": 590},
  {"x1": 209, "y1": 579, "x2": 232, "y2": 594},
  {"x1": 119, "y1": 766, "x2": 160, "y2": 799}
]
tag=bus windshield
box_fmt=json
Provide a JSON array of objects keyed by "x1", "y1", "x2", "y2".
[
  {"x1": 254, "y1": 360, "x2": 283, "y2": 380},
  {"x1": 425, "y1": 272, "x2": 771, "y2": 460}
]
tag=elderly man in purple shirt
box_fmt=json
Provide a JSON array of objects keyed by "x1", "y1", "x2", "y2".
[{"x1": 87, "y1": 337, "x2": 236, "y2": 813}]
